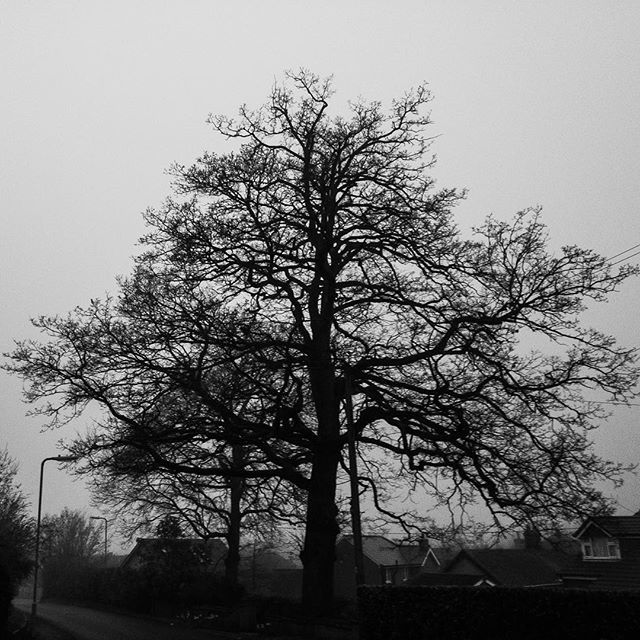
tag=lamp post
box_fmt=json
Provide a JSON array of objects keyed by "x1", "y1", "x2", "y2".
[
  {"x1": 90, "y1": 516, "x2": 108, "y2": 564},
  {"x1": 31, "y1": 455, "x2": 77, "y2": 619}
]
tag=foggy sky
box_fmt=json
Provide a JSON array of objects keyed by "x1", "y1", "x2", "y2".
[{"x1": 1, "y1": 1, "x2": 639, "y2": 540}]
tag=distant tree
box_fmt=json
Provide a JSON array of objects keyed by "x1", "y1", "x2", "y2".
[
  {"x1": 155, "y1": 514, "x2": 184, "y2": 538},
  {"x1": 39, "y1": 508, "x2": 103, "y2": 600},
  {"x1": 41, "y1": 508, "x2": 102, "y2": 560},
  {"x1": 6, "y1": 71, "x2": 639, "y2": 614},
  {"x1": 0, "y1": 448, "x2": 34, "y2": 625},
  {"x1": 88, "y1": 446, "x2": 306, "y2": 586}
]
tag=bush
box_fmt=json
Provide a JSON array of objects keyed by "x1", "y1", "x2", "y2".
[
  {"x1": 358, "y1": 586, "x2": 640, "y2": 640},
  {"x1": 41, "y1": 560, "x2": 243, "y2": 615}
]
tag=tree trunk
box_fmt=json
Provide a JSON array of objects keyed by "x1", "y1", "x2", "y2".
[
  {"x1": 224, "y1": 446, "x2": 244, "y2": 586},
  {"x1": 301, "y1": 443, "x2": 341, "y2": 616},
  {"x1": 301, "y1": 353, "x2": 341, "y2": 616}
]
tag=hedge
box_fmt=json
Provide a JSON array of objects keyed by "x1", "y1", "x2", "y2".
[
  {"x1": 41, "y1": 561, "x2": 243, "y2": 614},
  {"x1": 358, "y1": 585, "x2": 640, "y2": 640},
  {"x1": 0, "y1": 564, "x2": 11, "y2": 637}
]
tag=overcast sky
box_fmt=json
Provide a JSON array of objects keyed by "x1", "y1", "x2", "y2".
[{"x1": 1, "y1": 1, "x2": 639, "y2": 542}]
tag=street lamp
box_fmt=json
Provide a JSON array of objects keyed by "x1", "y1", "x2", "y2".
[
  {"x1": 90, "y1": 516, "x2": 108, "y2": 564},
  {"x1": 31, "y1": 455, "x2": 77, "y2": 619}
]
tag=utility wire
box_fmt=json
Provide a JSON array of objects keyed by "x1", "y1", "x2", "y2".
[
  {"x1": 590, "y1": 241, "x2": 640, "y2": 274},
  {"x1": 606, "y1": 242, "x2": 640, "y2": 263},
  {"x1": 608, "y1": 249, "x2": 640, "y2": 268},
  {"x1": 596, "y1": 401, "x2": 640, "y2": 407}
]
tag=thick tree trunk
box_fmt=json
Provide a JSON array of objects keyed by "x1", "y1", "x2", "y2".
[
  {"x1": 301, "y1": 443, "x2": 341, "y2": 616},
  {"x1": 301, "y1": 349, "x2": 342, "y2": 616},
  {"x1": 224, "y1": 446, "x2": 244, "y2": 586}
]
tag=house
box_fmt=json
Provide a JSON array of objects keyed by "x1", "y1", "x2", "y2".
[
  {"x1": 560, "y1": 514, "x2": 640, "y2": 590},
  {"x1": 334, "y1": 535, "x2": 431, "y2": 599},
  {"x1": 409, "y1": 529, "x2": 578, "y2": 588},
  {"x1": 418, "y1": 545, "x2": 458, "y2": 574},
  {"x1": 238, "y1": 547, "x2": 301, "y2": 595},
  {"x1": 269, "y1": 534, "x2": 435, "y2": 600},
  {"x1": 424, "y1": 547, "x2": 574, "y2": 587},
  {"x1": 120, "y1": 537, "x2": 227, "y2": 574}
]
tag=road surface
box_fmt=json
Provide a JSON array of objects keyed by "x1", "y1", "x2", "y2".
[{"x1": 13, "y1": 599, "x2": 239, "y2": 640}]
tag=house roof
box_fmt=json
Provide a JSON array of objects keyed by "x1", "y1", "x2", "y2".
[
  {"x1": 121, "y1": 537, "x2": 227, "y2": 569},
  {"x1": 574, "y1": 516, "x2": 640, "y2": 540},
  {"x1": 339, "y1": 535, "x2": 426, "y2": 567},
  {"x1": 445, "y1": 548, "x2": 575, "y2": 587},
  {"x1": 423, "y1": 547, "x2": 458, "y2": 571},
  {"x1": 239, "y1": 549, "x2": 301, "y2": 571}
]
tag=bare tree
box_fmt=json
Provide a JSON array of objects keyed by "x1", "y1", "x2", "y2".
[
  {"x1": 89, "y1": 452, "x2": 305, "y2": 585},
  {"x1": 41, "y1": 508, "x2": 102, "y2": 560},
  {"x1": 0, "y1": 448, "x2": 34, "y2": 608},
  {"x1": 6, "y1": 71, "x2": 638, "y2": 614}
]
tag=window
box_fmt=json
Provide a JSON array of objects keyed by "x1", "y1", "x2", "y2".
[{"x1": 581, "y1": 537, "x2": 620, "y2": 560}]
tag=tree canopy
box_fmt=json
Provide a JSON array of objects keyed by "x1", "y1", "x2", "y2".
[
  {"x1": 0, "y1": 448, "x2": 34, "y2": 593},
  {"x1": 41, "y1": 508, "x2": 103, "y2": 560},
  {"x1": 6, "y1": 70, "x2": 638, "y2": 614}
]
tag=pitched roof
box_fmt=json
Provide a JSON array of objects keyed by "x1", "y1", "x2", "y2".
[
  {"x1": 574, "y1": 516, "x2": 640, "y2": 539},
  {"x1": 421, "y1": 546, "x2": 459, "y2": 572},
  {"x1": 239, "y1": 549, "x2": 301, "y2": 571},
  {"x1": 446, "y1": 548, "x2": 575, "y2": 587},
  {"x1": 339, "y1": 535, "x2": 426, "y2": 567},
  {"x1": 121, "y1": 537, "x2": 227, "y2": 569}
]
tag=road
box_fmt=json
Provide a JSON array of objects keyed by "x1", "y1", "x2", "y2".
[{"x1": 13, "y1": 599, "x2": 240, "y2": 640}]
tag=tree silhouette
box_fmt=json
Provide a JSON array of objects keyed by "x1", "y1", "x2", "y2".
[{"x1": 6, "y1": 71, "x2": 638, "y2": 614}]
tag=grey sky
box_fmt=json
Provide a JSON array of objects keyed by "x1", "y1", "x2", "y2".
[{"x1": 1, "y1": 1, "x2": 639, "y2": 531}]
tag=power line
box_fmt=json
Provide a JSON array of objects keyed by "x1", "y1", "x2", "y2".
[
  {"x1": 590, "y1": 241, "x2": 640, "y2": 274},
  {"x1": 593, "y1": 401, "x2": 640, "y2": 407},
  {"x1": 606, "y1": 243, "x2": 640, "y2": 263},
  {"x1": 584, "y1": 400, "x2": 640, "y2": 408},
  {"x1": 608, "y1": 249, "x2": 640, "y2": 268}
]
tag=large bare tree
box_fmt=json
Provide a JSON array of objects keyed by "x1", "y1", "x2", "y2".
[{"x1": 6, "y1": 71, "x2": 638, "y2": 614}]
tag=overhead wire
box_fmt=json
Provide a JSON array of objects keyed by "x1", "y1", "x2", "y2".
[
  {"x1": 588, "y1": 240, "x2": 640, "y2": 275},
  {"x1": 606, "y1": 242, "x2": 640, "y2": 263},
  {"x1": 608, "y1": 249, "x2": 640, "y2": 268}
]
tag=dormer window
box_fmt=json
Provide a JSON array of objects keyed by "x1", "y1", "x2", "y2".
[{"x1": 581, "y1": 536, "x2": 621, "y2": 560}]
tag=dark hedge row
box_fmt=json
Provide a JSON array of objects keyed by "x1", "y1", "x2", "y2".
[
  {"x1": 0, "y1": 564, "x2": 11, "y2": 636},
  {"x1": 358, "y1": 585, "x2": 640, "y2": 640},
  {"x1": 42, "y1": 560, "x2": 243, "y2": 615}
]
